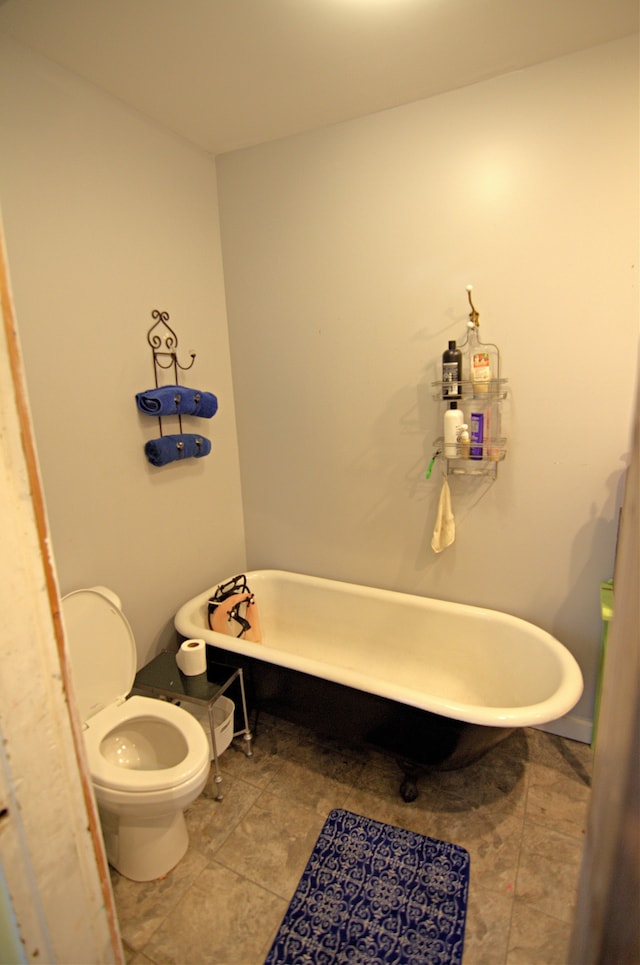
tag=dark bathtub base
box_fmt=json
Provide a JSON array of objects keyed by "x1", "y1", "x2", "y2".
[{"x1": 206, "y1": 646, "x2": 513, "y2": 800}]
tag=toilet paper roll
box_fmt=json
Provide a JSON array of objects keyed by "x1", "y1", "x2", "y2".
[{"x1": 176, "y1": 638, "x2": 207, "y2": 676}]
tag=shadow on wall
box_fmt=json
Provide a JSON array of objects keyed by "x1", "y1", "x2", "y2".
[
  {"x1": 347, "y1": 382, "x2": 436, "y2": 570},
  {"x1": 550, "y1": 460, "x2": 628, "y2": 708},
  {"x1": 348, "y1": 378, "x2": 498, "y2": 587},
  {"x1": 153, "y1": 616, "x2": 182, "y2": 659}
]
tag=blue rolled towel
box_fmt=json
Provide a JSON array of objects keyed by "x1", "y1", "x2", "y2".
[
  {"x1": 136, "y1": 385, "x2": 218, "y2": 418},
  {"x1": 144, "y1": 434, "x2": 211, "y2": 467}
]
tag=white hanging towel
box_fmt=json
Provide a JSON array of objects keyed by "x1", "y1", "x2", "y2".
[{"x1": 431, "y1": 476, "x2": 455, "y2": 553}]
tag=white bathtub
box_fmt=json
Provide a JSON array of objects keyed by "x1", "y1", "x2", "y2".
[
  {"x1": 175, "y1": 569, "x2": 583, "y2": 729},
  {"x1": 175, "y1": 570, "x2": 583, "y2": 797}
]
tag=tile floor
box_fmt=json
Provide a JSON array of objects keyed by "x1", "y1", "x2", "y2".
[{"x1": 111, "y1": 712, "x2": 593, "y2": 965}]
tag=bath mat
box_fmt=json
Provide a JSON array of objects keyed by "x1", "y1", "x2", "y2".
[{"x1": 264, "y1": 808, "x2": 469, "y2": 965}]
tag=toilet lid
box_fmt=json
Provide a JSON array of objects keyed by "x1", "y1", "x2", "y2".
[{"x1": 62, "y1": 589, "x2": 136, "y2": 723}]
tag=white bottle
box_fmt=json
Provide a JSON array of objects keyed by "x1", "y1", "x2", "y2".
[
  {"x1": 444, "y1": 405, "x2": 464, "y2": 458},
  {"x1": 458, "y1": 424, "x2": 470, "y2": 459}
]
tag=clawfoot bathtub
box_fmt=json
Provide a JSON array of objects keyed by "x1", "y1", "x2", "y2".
[{"x1": 175, "y1": 570, "x2": 583, "y2": 800}]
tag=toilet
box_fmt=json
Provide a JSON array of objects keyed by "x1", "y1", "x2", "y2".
[{"x1": 61, "y1": 586, "x2": 210, "y2": 882}]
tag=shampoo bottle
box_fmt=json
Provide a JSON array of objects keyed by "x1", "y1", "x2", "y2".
[
  {"x1": 442, "y1": 340, "x2": 462, "y2": 400},
  {"x1": 470, "y1": 411, "x2": 484, "y2": 460},
  {"x1": 444, "y1": 404, "x2": 464, "y2": 458},
  {"x1": 463, "y1": 285, "x2": 500, "y2": 398},
  {"x1": 467, "y1": 323, "x2": 492, "y2": 395}
]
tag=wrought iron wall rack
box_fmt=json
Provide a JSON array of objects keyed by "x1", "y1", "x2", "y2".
[{"x1": 146, "y1": 308, "x2": 196, "y2": 437}]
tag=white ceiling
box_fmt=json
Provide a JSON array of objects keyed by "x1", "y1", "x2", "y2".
[{"x1": 0, "y1": 0, "x2": 637, "y2": 156}]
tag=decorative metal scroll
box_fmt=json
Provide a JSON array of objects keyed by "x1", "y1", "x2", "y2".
[{"x1": 147, "y1": 309, "x2": 196, "y2": 435}]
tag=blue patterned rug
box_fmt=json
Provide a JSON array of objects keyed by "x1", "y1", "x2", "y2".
[{"x1": 264, "y1": 808, "x2": 470, "y2": 965}]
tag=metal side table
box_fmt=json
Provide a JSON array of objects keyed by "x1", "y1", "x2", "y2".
[{"x1": 133, "y1": 651, "x2": 253, "y2": 800}]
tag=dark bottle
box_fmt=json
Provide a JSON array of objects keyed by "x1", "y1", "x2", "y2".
[{"x1": 442, "y1": 340, "x2": 462, "y2": 399}]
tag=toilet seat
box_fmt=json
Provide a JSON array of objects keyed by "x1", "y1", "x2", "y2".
[
  {"x1": 84, "y1": 695, "x2": 210, "y2": 793},
  {"x1": 62, "y1": 588, "x2": 209, "y2": 794}
]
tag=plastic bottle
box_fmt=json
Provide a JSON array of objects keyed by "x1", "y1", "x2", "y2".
[
  {"x1": 470, "y1": 411, "x2": 484, "y2": 459},
  {"x1": 442, "y1": 340, "x2": 462, "y2": 400},
  {"x1": 458, "y1": 424, "x2": 470, "y2": 459},
  {"x1": 444, "y1": 404, "x2": 464, "y2": 458},
  {"x1": 467, "y1": 323, "x2": 492, "y2": 395}
]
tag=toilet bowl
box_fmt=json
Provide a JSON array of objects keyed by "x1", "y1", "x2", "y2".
[{"x1": 62, "y1": 586, "x2": 210, "y2": 882}]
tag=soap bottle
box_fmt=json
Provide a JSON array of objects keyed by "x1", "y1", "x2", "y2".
[
  {"x1": 443, "y1": 404, "x2": 464, "y2": 458},
  {"x1": 441, "y1": 340, "x2": 462, "y2": 400},
  {"x1": 467, "y1": 323, "x2": 494, "y2": 396},
  {"x1": 458, "y1": 424, "x2": 470, "y2": 459},
  {"x1": 462, "y1": 285, "x2": 500, "y2": 399}
]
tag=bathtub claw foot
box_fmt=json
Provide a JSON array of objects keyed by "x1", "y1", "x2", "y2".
[
  {"x1": 398, "y1": 761, "x2": 421, "y2": 802},
  {"x1": 400, "y1": 776, "x2": 419, "y2": 802}
]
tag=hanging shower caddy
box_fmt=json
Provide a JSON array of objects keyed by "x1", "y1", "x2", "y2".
[{"x1": 430, "y1": 287, "x2": 508, "y2": 478}]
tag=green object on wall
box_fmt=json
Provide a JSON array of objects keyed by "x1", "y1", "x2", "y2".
[{"x1": 593, "y1": 579, "x2": 614, "y2": 747}]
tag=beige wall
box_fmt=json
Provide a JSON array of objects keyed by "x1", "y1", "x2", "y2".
[
  {"x1": 0, "y1": 36, "x2": 246, "y2": 667},
  {"x1": 217, "y1": 37, "x2": 639, "y2": 739}
]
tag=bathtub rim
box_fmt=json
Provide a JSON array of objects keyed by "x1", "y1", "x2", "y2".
[{"x1": 174, "y1": 568, "x2": 584, "y2": 729}]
